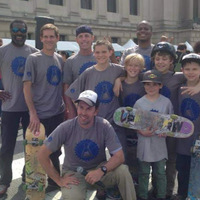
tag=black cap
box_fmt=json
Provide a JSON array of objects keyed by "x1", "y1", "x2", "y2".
[{"x1": 142, "y1": 70, "x2": 162, "y2": 84}]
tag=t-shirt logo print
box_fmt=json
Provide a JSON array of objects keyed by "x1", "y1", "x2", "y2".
[
  {"x1": 11, "y1": 56, "x2": 26, "y2": 77},
  {"x1": 75, "y1": 139, "x2": 99, "y2": 161},
  {"x1": 95, "y1": 81, "x2": 114, "y2": 104},
  {"x1": 46, "y1": 65, "x2": 61, "y2": 86}
]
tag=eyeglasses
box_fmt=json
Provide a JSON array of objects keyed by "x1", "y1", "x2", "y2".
[{"x1": 11, "y1": 27, "x2": 27, "y2": 33}]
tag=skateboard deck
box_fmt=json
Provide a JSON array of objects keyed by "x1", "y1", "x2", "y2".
[
  {"x1": 23, "y1": 123, "x2": 46, "y2": 200},
  {"x1": 113, "y1": 107, "x2": 194, "y2": 138},
  {"x1": 188, "y1": 138, "x2": 200, "y2": 200}
]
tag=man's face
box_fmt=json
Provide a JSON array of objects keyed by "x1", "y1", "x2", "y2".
[
  {"x1": 76, "y1": 33, "x2": 94, "y2": 51},
  {"x1": 137, "y1": 23, "x2": 152, "y2": 42},
  {"x1": 40, "y1": 29, "x2": 59, "y2": 51},
  {"x1": 11, "y1": 22, "x2": 27, "y2": 47},
  {"x1": 77, "y1": 101, "x2": 98, "y2": 129}
]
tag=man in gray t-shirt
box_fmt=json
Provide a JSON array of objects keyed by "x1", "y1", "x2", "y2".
[
  {"x1": 0, "y1": 20, "x2": 38, "y2": 197},
  {"x1": 23, "y1": 24, "x2": 65, "y2": 190},
  {"x1": 120, "y1": 20, "x2": 154, "y2": 71},
  {"x1": 38, "y1": 90, "x2": 136, "y2": 200}
]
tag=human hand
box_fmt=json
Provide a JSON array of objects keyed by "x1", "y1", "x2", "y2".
[
  {"x1": 85, "y1": 169, "x2": 104, "y2": 185},
  {"x1": 138, "y1": 127, "x2": 154, "y2": 137},
  {"x1": 113, "y1": 78, "x2": 123, "y2": 97},
  {"x1": 28, "y1": 113, "x2": 40, "y2": 133},
  {"x1": 0, "y1": 90, "x2": 11, "y2": 101},
  {"x1": 181, "y1": 86, "x2": 200, "y2": 96},
  {"x1": 59, "y1": 173, "x2": 80, "y2": 189}
]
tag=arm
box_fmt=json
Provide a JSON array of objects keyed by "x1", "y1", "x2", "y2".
[
  {"x1": 23, "y1": 81, "x2": 40, "y2": 132},
  {"x1": 38, "y1": 145, "x2": 80, "y2": 188},
  {"x1": 113, "y1": 77, "x2": 126, "y2": 97},
  {"x1": 63, "y1": 83, "x2": 77, "y2": 119},
  {"x1": 0, "y1": 90, "x2": 11, "y2": 101},
  {"x1": 84, "y1": 149, "x2": 124, "y2": 185}
]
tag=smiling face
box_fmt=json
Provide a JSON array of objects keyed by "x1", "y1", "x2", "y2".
[
  {"x1": 77, "y1": 101, "x2": 98, "y2": 129},
  {"x1": 76, "y1": 32, "x2": 94, "y2": 52},
  {"x1": 40, "y1": 29, "x2": 59, "y2": 52},
  {"x1": 125, "y1": 59, "x2": 143, "y2": 78},
  {"x1": 10, "y1": 22, "x2": 27, "y2": 47},
  {"x1": 182, "y1": 62, "x2": 200, "y2": 85},
  {"x1": 144, "y1": 82, "x2": 162, "y2": 98},
  {"x1": 154, "y1": 53, "x2": 173, "y2": 74},
  {"x1": 93, "y1": 44, "x2": 112, "y2": 65},
  {"x1": 137, "y1": 22, "x2": 152, "y2": 43}
]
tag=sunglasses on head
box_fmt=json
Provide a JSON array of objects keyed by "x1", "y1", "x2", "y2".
[{"x1": 11, "y1": 27, "x2": 27, "y2": 33}]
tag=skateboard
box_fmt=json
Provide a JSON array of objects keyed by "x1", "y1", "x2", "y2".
[
  {"x1": 23, "y1": 123, "x2": 46, "y2": 200},
  {"x1": 187, "y1": 137, "x2": 200, "y2": 200},
  {"x1": 113, "y1": 107, "x2": 194, "y2": 138}
]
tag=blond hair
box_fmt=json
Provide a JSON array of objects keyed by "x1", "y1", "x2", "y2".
[
  {"x1": 124, "y1": 53, "x2": 145, "y2": 71},
  {"x1": 40, "y1": 23, "x2": 59, "y2": 37}
]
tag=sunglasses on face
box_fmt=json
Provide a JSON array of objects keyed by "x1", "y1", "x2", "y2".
[{"x1": 11, "y1": 27, "x2": 27, "y2": 33}]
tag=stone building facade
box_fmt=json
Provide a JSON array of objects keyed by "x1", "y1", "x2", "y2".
[{"x1": 0, "y1": 0, "x2": 200, "y2": 46}]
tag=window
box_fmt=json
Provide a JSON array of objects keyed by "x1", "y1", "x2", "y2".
[
  {"x1": 107, "y1": 0, "x2": 116, "y2": 13},
  {"x1": 81, "y1": 0, "x2": 92, "y2": 10},
  {"x1": 130, "y1": 0, "x2": 138, "y2": 15},
  {"x1": 59, "y1": 35, "x2": 66, "y2": 41},
  {"x1": 111, "y1": 37, "x2": 119, "y2": 43},
  {"x1": 49, "y1": 0, "x2": 63, "y2": 6}
]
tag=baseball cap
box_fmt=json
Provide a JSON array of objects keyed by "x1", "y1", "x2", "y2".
[
  {"x1": 75, "y1": 90, "x2": 98, "y2": 107},
  {"x1": 142, "y1": 70, "x2": 162, "y2": 84},
  {"x1": 76, "y1": 25, "x2": 93, "y2": 37}
]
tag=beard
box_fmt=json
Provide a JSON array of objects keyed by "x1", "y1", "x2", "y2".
[{"x1": 11, "y1": 34, "x2": 26, "y2": 47}]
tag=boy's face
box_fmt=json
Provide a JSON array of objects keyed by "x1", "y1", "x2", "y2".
[
  {"x1": 144, "y1": 82, "x2": 162, "y2": 97},
  {"x1": 154, "y1": 53, "x2": 173, "y2": 74},
  {"x1": 182, "y1": 62, "x2": 200, "y2": 83},
  {"x1": 126, "y1": 60, "x2": 142, "y2": 78},
  {"x1": 94, "y1": 45, "x2": 112, "y2": 65}
]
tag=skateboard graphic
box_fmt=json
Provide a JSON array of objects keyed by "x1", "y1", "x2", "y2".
[
  {"x1": 187, "y1": 138, "x2": 200, "y2": 200},
  {"x1": 23, "y1": 123, "x2": 46, "y2": 200},
  {"x1": 113, "y1": 107, "x2": 194, "y2": 138}
]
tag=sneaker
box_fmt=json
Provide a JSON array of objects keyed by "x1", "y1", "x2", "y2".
[
  {"x1": 106, "y1": 186, "x2": 122, "y2": 200},
  {"x1": 171, "y1": 194, "x2": 186, "y2": 200},
  {"x1": 0, "y1": 185, "x2": 8, "y2": 198},
  {"x1": 96, "y1": 188, "x2": 106, "y2": 200}
]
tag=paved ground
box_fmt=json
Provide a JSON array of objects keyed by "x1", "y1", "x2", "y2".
[
  {"x1": 0, "y1": 129, "x2": 97, "y2": 200},
  {"x1": 0, "y1": 129, "x2": 178, "y2": 200}
]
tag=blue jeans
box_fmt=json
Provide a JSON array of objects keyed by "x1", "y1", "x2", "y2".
[
  {"x1": 40, "y1": 112, "x2": 64, "y2": 186},
  {"x1": 0, "y1": 111, "x2": 29, "y2": 186},
  {"x1": 176, "y1": 154, "x2": 191, "y2": 197}
]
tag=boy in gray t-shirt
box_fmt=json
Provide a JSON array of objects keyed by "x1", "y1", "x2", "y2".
[
  {"x1": 134, "y1": 70, "x2": 173, "y2": 200},
  {"x1": 65, "y1": 40, "x2": 127, "y2": 155}
]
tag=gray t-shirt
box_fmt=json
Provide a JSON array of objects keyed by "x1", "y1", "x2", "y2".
[
  {"x1": 134, "y1": 95, "x2": 174, "y2": 162},
  {"x1": 176, "y1": 84, "x2": 200, "y2": 156},
  {"x1": 65, "y1": 63, "x2": 125, "y2": 123},
  {"x1": 120, "y1": 44, "x2": 154, "y2": 71},
  {"x1": 0, "y1": 43, "x2": 38, "y2": 112},
  {"x1": 63, "y1": 52, "x2": 96, "y2": 85},
  {"x1": 119, "y1": 80, "x2": 145, "y2": 107},
  {"x1": 44, "y1": 116, "x2": 122, "y2": 171},
  {"x1": 23, "y1": 51, "x2": 65, "y2": 119},
  {"x1": 160, "y1": 72, "x2": 186, "y2": 114}
]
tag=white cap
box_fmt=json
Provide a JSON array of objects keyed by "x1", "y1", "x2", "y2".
[{"x1": 75, "y1": 90, "x2": 98, "y2": 107}]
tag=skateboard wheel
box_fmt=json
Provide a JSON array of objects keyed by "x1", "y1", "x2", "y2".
[
  {"x1": 38, "y1": 183, "x2": 44, "y2": 192},
  {"x1": 126, "y1": 107, "x2": 132, "y2": 111},
  {"x1": 170, "y1": 114, "x2": 178, "y2": 120},
  {"x1": 23, "y1": 184, "x2": 28, "y2": 191},
  {"x1": 39, "y1": 140, "x2": 43, "y2": 146},
  {"x1": 23, "y1": 140, "x2": 28, "y2": 146}
]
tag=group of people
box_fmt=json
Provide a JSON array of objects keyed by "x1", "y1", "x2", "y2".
[{"x1": 0, "y1": 18, "x2": 199, "y2": 200}]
